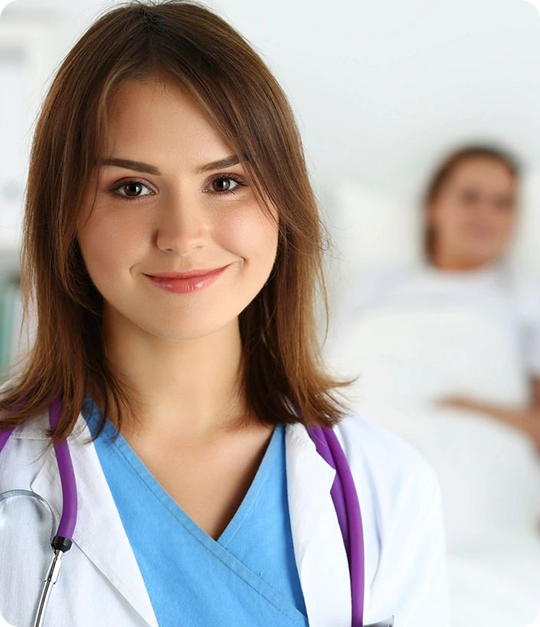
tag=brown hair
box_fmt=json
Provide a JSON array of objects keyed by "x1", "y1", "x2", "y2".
[
  {"x1": 0, "y1": 0, "x2": 357, "y2": 448},
  {"x1": 422, "y1": 144, "x2": 520, "y2": 261}
]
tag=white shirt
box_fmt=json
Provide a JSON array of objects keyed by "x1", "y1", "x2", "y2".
[{"x1": 0, "y1": 386, "x2": 452, "y2": 627}]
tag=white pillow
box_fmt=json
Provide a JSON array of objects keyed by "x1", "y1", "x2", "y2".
[{"x1": 330, "y1": 182, "x2": 422, "y2": 290}]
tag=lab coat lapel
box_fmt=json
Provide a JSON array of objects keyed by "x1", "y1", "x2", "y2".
[
  {"x1": 285, "y1": 423, "x2": 352, "y2": 627},
  {"x1": 24, "y1": 408, "x2": 352, "y2": 627},
  {"x1": 29, "y1": 412, "x2": 159, "y2": 627}
]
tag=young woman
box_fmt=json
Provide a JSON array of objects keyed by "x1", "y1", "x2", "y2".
[{"x1": 0, "y1": 2, "x2": 451, "y2": 626}]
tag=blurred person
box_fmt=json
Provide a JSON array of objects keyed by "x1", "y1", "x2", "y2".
[
  {"x1": 423, "y1": 147, "x2": 540, "y2": 449},
  {"x1": 336, "y1": 145, "x2": 540, "y2": 452}
]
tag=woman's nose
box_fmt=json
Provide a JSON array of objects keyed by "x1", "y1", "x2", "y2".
[{"x1": 155, "y1": 191, "x2": 208, "y2": 252}]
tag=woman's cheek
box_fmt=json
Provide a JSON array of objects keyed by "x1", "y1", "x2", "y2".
[
  {"x1": 221, "y1": 204, "x2": 278, "y2": 257},
  {"x1": 79, "y1": 214, "x2": 138, "y2": 284}
]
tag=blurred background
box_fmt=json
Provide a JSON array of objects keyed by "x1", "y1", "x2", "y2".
[{"x1": 1, "y1": 0, "x2": 540, "y2": 625}]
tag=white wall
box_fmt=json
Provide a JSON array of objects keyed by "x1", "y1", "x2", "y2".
[{"x1": 1, "y1": 0, "x2": 540, "y2": 298}]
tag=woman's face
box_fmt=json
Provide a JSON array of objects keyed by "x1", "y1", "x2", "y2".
[
  {"x1": 77, "y1": 78, "x2": 279, "y2": 341},
  {"x1": 426, "y1": 156, "x2": 517, "y2": 267}
]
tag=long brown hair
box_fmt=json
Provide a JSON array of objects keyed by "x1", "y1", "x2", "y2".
[
  {"x1": 0, "y1": 0, "x2": 357, "y2": 448},
  {"x1": 422, "y1": 144, "x2": 520, "y2": 262}
]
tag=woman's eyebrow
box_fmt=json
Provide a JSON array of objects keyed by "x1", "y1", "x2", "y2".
[
  {"x1": 197, "y1": 154, "x2": 242, "y2": 173},
  {"x1": 98, "y1": 154, "x2": 242, "y2": 175}
]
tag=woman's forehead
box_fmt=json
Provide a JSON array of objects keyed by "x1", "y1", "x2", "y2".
[
  {"x1": 447, "y1": 157, "x2": 517, "y2": 190},
  {"x1": 101, "y1": 84, "x2": 234, "y2": 168}
]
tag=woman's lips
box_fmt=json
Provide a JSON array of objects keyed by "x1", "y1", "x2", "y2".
[
  {"x1": 147, "y1": 265, "x2": 229, "y2": 279},
  {"x1": 145, "y1": 264, "x2": 230, "y2": 294}
]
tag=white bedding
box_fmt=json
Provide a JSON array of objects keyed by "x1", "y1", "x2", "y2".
[{"x1": 325, "y1": 302, "x2": 540, "y2": 626}]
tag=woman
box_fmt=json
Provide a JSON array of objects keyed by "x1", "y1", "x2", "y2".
[
  {"x1": 331, "y1": 148, "x2": 540, "y2": 626},
  {"x1": 0, "y1": 2, "x2": 451, "y2": 626},
  {"x1": 338, "y1": 145, "x2": 540, "y2": 451},
  {"x1": 425, "y1": 147, "x2": 540, "y2": 450}
]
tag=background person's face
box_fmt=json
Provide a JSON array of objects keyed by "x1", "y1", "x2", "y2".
[
  {"x1": 426, "y1": 157, "x2": 518, "y2": 268},
  {"x1": 76, "y1": 78, "x2": 279, "y2": 342}
]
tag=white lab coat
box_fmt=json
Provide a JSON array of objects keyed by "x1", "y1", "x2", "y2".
[{"x1": 0, "y1": 405, "x2": 452, "y2": 627}]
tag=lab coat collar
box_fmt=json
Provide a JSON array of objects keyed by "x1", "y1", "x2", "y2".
[
  {"x1": 24, "y1": 411, "x2": 160, "y2": 627},
  {"x1": 15, "y1": 410, "x2": 352, "y2": 627},
  {"x1": 285, "y1": 421, "x2": 352, "y2": 627}
]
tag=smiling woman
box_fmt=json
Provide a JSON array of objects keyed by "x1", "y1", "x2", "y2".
[
  {"x1": 0, "y1": 2, "x2": 451, "y2": 627},
  {"x1": 76, "y1": 78, "x2": 282, "y2": 405}
]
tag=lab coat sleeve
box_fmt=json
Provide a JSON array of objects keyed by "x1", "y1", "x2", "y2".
[{"x1": 369, "y1": 460, "x2": 453, "y2": 626}]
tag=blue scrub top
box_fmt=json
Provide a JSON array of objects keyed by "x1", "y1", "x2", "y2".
[{"x1": 82, "y1": 394, "x2": 309, "y2": 627}]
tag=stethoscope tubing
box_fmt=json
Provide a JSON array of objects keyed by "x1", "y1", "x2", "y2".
[
  {"x1": 1, "y1": 393, "x2": 365, "y2": 627},
  {"x1": 1, "y1": 391, "x2": 78, "y2": 627},
  {"x1": 308, "y1": 425, "x2": 365, "y2": 627}
]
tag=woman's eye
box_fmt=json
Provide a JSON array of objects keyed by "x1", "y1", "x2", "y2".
[
  {"x1": 205, "y1": 174, "x2": 246, "y2": 196},
  {"x1": 108, "y1": 174, "x2": 246, "y2": 202},
  {"x1": 109, "y1": 180, "x2": 153, "y2": 201}
]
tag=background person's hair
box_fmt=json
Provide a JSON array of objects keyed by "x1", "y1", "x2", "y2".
[
  {"x1": 421, "y1": 143, "x2": 521, "y2": 262},
  {"x1": 0, "y1": 0, "x2": 357, "y2": 447}
]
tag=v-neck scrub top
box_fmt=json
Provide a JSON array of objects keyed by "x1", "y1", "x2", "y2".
[{"x1": 82, "y1": 394, "x2": 309, "y2": 627}]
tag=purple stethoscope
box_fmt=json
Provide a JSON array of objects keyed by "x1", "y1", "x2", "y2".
[{"x1": 0, "y1": 393, "x2": 391, "y2": 627}]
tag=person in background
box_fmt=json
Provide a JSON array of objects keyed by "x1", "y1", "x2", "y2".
[
  {"x1": 424, "y1": 146, "x2": 540, "y2": 449},
  {"x1": 339, "y1": 144, "x2": 540, "y2": 452}
]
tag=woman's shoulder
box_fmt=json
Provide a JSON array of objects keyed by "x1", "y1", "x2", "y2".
[
  {"x1": 334, "y1": 412, "x2": 451, "y2": 624},
  {"x1": 334, "y1": 411, "x2": 442, "y2": 511},
  {"x1": 336, "y1": 410, "x2": 438, "y2": 472},
  {"x1": 0, "y1": 409, "x2": 52, "y2": 493}
]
